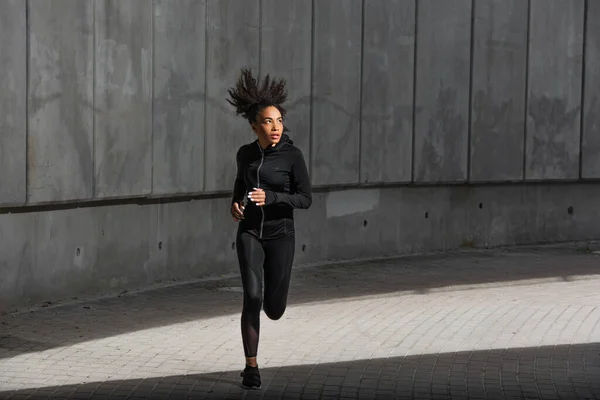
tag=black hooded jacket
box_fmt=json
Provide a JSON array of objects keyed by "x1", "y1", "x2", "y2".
[{"x1": 232, "y1": 134, "x2": 312, "y2": 239}]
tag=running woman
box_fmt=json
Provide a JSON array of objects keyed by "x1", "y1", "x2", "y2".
[{"x1": 227, "y1": 68, "x2": 312, "y2": 389}]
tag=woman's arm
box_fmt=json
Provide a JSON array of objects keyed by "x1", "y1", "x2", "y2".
[
  {"x1": 264, "y1": 149, "x2": 312, "y2": 209},
  {"x1": 231, "y1": 147, "x2": 247, "y2": 205}
]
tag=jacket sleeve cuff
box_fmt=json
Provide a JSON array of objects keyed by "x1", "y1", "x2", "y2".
[{"x1": 265, "y1": 190, "x2": 277, "y2": 205}]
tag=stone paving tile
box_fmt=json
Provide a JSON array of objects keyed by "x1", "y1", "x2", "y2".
[{"x1": 0, "y1": 244, "x2": 600, "y2": 399}]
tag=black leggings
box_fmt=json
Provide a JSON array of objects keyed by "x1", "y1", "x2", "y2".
[{"x1": 236, "y1": 231, "x2": 295, "y2": 358}]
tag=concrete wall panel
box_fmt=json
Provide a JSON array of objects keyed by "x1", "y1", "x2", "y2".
[
  {"x1": 470, "y1": 0, "x2": 528, "y2": 182},
  {"x1": 526, "y1": 0, "x2": 584, "y2": 180},
  {"x1": 311, "y1": 0, "x2": 362, "y2": 186},
  {"x1": 414, "y1": 0, "x2": 472, "y2": 183},
  {"x1": 0, "y1": 205, "x2": 160, "y2": 306},
  {"x1": 0, "y1": 212, "x2": 35, "y2": 306},
  {"x1": 153, "y1": 0, "x2": 206, "y2": 194},
  {"x1": 95, "y1": 0, "x2": 153, "y2": 198},
  {"x1": 0, "y1": 0, "x2": 26, "y2": 205},
  {"x1": 260, "y1": 0, "x2": 312, "y2": 163},
  {"x1": 157, "y1": 199, "x2": 237, "y2": 280},
  {"x1": 27, "y1": 0, "x2": 94, "y2": 203},
  {"x1": 92, "y1": 204, "x2": 161, "y2": 289},
  {"x1": 361, "y1": 0, "x2": 415, "y2": 184},
  {"x1": 204, "y1": 0, "x2": 259, "y2": 192},
  {"x1": 582, "y1": 2, "x2": 600, "y2": 178},
  {"x1": 292, "y1": 192, "x2": 327, "y2": 265}
]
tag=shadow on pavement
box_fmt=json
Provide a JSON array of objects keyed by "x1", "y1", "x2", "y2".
[
  {"x1": 0, "y1": 245, "x2": 599, "y2": 361},
  {"x1": 0, "y1": 342, "x2": 598, "y2": 399}
]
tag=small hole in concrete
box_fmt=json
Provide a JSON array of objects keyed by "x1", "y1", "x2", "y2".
[
  {"x1": 568, "y1": 206, "x2": 574, "y2": 215},
  {"x1": 479, "y1": 203, "x2": 483, "y2": 209},
  {"x1": 363, "y1": 220, "x2": 368, "y2": 227},
  {"x1": 158, "y1": 241, "x2": 163, "y2": 250},
  {"x1": 302, "y1": 244, "x2": 306, "y2": 252},
  {"x1": 76, "y1": 248, "x2": 80, "y2": 257},
  {"x1": 232, "y1": 242, "x2": 235, "y2": 250},
  {"x1": 425, "y1": 212, "x2": 429, "y2": 219}
]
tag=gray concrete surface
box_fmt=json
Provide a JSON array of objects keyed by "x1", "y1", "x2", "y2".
[
  {"x1": 582, "y1": 1, "x2": 600, "y2": 179},
  {"x1": 526, "y1": 0, "x2": 584, "y2": 180},
  {"x1": 2, "y1": 182, "x2": 600, "y2": 311},
  {"x1": 27, "y1": 0, "x2": 95, "y2": 203},
  {"x1": 361, "y1": 0, "x2": 415, "y2": 184},
  {"x1": 311, "y1": 0, "x2": 362, "y2": 186},
  {"x1": 470, "y1": 0, "x2": 528, "y2": 182},
  {"x1": 0, "y1": 0, "x2": 26, "y2": 206},
  {"x1": 3, "y1": 0, "x2": 599, "y2": 203},
  {"x1": 153, "y1": 0, "x2": 206, "y2": 195},
  {"x1": 414, "y1": 0, "x2": 471, "y2": 183},
  {"x1": 94, "y1": 0, "x2": 153, "y2": 198},
  {"x1": 1, "y1": 244, "x2": 599, "y2": 399}
]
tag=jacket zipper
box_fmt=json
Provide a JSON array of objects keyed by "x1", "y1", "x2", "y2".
[{"x1": 256, "y1": 142, "x2": 265, "y2": 238}]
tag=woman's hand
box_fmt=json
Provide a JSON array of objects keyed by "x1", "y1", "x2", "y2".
[
  {"x1": 248, "y1": 188, "x2": 266, "y2": 207},
  {"x1": 231, "y1": 201, "x2": 245, "y2": 221}
]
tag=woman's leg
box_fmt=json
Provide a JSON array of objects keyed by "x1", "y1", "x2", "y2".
[
  {"x1": 236, "y1": 231, "x2": 265, "y2": 366},
  {"x1": 262, "y1": 234, "x2": 295, "y2": 320}
]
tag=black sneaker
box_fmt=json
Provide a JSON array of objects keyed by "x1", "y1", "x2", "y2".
[{"x1": 240, "y1": 365, "x2": 261, "y2": 389}]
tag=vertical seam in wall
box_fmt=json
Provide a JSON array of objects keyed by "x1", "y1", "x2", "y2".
[
  {"x1": 258, "y1": 0, "x2": 262, "y2": 78},
  {"x1": 358, "y1": 0, "x2": 365, "y2": 184},
  {"x1": 523, "y1": 0, "x2": 531, "y2": 182},
  {"x1": 202, "y1": 0, "x2": 208, "y2": 191},
  {"x1": 92, "y1": 0, "x2": 96, "y2": 199},
  {"x1": 309, "y1": 0, "x2": 315, "y2": 178},
  {"x1": 410, "y1": 0, "x2": 418, "y2": 184},
  {"x1": 467, "y1": 0, "x2": 475, "y2": 182},
  {"x1": 150, "y1": 1, "x2": 155, "y2": 195},
  {"x1": 579, "y1": 0, "x2": 588, "y2": 180},
  {"x1": 25, "y1": 0, "x2": 29, "y2": 204}
]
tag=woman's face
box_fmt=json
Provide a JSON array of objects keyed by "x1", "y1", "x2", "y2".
[{"x1": 252, "y1": 106, "x2": 283, "y2": 147}]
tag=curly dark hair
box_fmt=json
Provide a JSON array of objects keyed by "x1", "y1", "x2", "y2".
[{"x1": 226, "y1": 68, "x2": 288, "y2": 128}]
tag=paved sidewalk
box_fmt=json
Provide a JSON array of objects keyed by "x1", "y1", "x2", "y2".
[{"x1": 1, "y1": 244, "x2": 600, "y2": 399}]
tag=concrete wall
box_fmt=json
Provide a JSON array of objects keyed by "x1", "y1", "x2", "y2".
[
  {"x1": 1, "y1": 0, "x2": 599, "y2": 309},
  {"x1": 0, "y1": 0, "x2": 26, "y2": 206},
  {"x1": 2, "y1": 0, "x2": 597, "y2": 205},
  {"x1": 2, "y1": 182, "x2": 599, "y2": 310}
]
